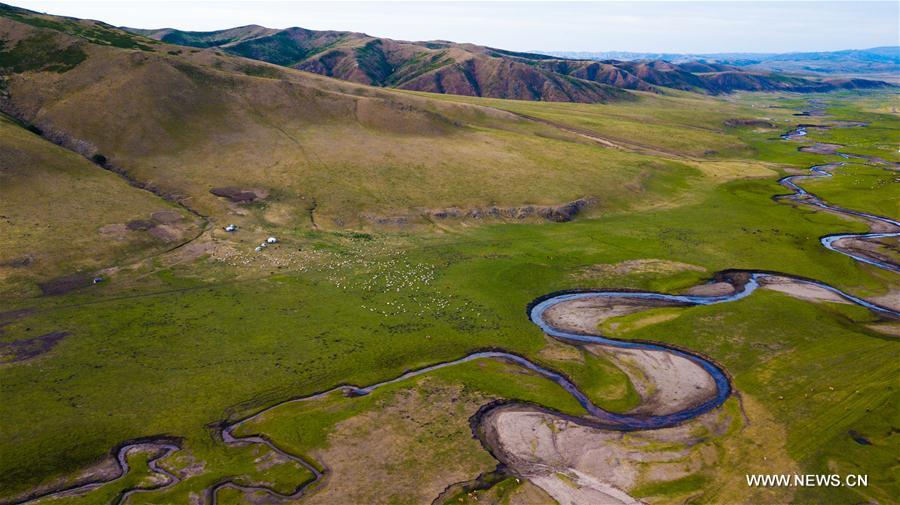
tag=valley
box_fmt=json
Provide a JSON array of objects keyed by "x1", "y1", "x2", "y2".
[{"x1": 0, "y1": 3, "x2": 898, "y2": 505}]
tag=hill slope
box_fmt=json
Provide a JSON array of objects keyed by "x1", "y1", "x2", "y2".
[
  {"x1": 0, "y1": 113, "x2": 203, "y2": 296},
  {"x1": 0, "y1": 3, "x2": 750, "y2": 268},
  {"x1": 126, "y1": 24, "x2": 892, "y2": 101}
]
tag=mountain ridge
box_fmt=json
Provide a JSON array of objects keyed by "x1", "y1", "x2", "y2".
[
  {"x1": 123, "y1": 23, "x2": 894, "y2": 102},
  {"x1": 543, "y1": 47, "x2": 900, "y2": 77}
]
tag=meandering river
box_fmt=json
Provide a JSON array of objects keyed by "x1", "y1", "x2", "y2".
[{"x1": 10, "y1": 101, "x2": 898, "y2": 505}]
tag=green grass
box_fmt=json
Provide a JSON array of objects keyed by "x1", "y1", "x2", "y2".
[
  {"x1": 794, "y1": 395, "x2": 898, "y2": 504},
  {"x1": 236, "y1": 359, "x2": 587, "y2": 462},
  {"x1": 0, "y1": 4, "x2": 153, "y2": 50},
  {"x1": 3, "y1": 164, "x2": 896, "y2": 499},
  {"x1": 801, "y1": 163, "x2": 900, "y2": 218},
  {"x1": 229, "y1": 30, "x2": 310, "y2": 66},
  {"x1": 135, "y1": 438, "x2": 317, "y2": 503},
  {"x1": 444, "y1": 475, "x2": 524, "y2": 505},
  {"x1": 538, "y1": 347, "x2": 642, "y2": 413},
  {"x1": 0, "y1": 16, "x2": 898, "y2": 502},
  {"x1": 0, "y1": 32, "x2": 86, "y2": 72},
  {"x1": 631, "y1": 473, "x2": 708, "y2": 499},
  {"x1": 412, "y1": 89, "x2": 759, "y2": 157}
]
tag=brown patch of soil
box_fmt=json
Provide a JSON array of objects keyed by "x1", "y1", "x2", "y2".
[
  {"x1": 361, "y1": 198, "x2": 597, "y2": 227},
  {"x1": 302, "y1": 378, "x2": 497, "y2": 505},
  {"x1": 361, "y1": 214, "x2": 410, "y2": 227},
  {"x1": 758, "y1": 276, "x2": 850, "y2": 305},
  {"x1": 481, "y1": 405, "x2": 732, "y2": 505},
  {"x1": 148, "y1": 225, "x2": 181, "y2": 242},
  {"x1": 683, "y1": 281, "x2": 735, "y2": 296},
  {"x1": 0, "y1": 331, "x2": 71, "y2": 363},
  {"x1": 799, "y1": 142, "x2": 843, "y2": 155},
  {"x1": 594, "y1": 346, "x2": 718, "y2": 416},
  {"x1": 868, "y1": 288, "x2": 900, "y2": 312},
  {"x1": 0, "y1": 254, "x2": 34, "y2": 268},
  {"x1": 831, "y1": 236, "x2": 899, "y2": 269},
  {"x1": 151, "y1": 210, "x2": 183, "y2": 223},
  {"x1": 576, "y1": 259, "x2": 705, "y2": 279},
  {"x1": 866, "y1": 322, "x2": 900, "y2": 336},
  {"x1": 126, "y1": 219, "x2": 155, "y2": 231},
  {"x1": 38, "y1": 273, "x2": 93, "y2": 295},
  {"x1": 210, "y1": 187, "x2": 269, "y2": 203},
  {"x1": 172, "y1": 241, "x2": 216, "y2": 263},
  {"x1": 864, "y1": 220, "x2": 898, "y2": 233},
  {"x1": 724, "y1": 119, "x2": 775, "y2": 128},
  {"x1": 430, "y1": 198, "x2": 595, "y2": 223},
  {"x1": 99, "y1": 223, "x2": 127, "y2": 236},
  {"x1": 542, "y1": 296, "x2": 687, "y2": 335}
]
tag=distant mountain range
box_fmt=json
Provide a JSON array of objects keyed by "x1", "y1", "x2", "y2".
[
  {"x1": 124, "y1": 24, "x2": 894, "y2": 103},
  {"x1": 543, "y1": 47, "x2": 900, "y2": 77}
]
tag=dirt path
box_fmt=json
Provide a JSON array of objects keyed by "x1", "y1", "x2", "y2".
[{"x1": 505, "y1": 111, "x2": 687, "y2": 159}]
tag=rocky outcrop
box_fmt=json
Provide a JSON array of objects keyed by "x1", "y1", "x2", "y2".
[
  {"x1": 724, "y1": 118, "x2": 776, "y2": 128},
  {"x1": 429, "y1": 197, "x2": 595, "y2": 223},
  {"x1": 209, "y1": 187, "x2": 268, "y2": 203}
]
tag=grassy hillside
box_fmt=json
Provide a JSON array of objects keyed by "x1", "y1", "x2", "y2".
[
  {"x1": 1, "y1": 4, "x2": 775, "y2": 234},
  {"x1": 0, "y1": 113, "x2": 202, "y2": 297}
]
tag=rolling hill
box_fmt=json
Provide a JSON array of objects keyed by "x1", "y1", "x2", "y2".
[
  {"x1": 125, "y1": 24, "x2": 893, "y2": 101},
  {"x1": 0, "y1": 1, "x2": 752, "y2": 292}
]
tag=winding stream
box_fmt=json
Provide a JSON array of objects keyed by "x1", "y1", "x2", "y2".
[
  {"x1": 779, "y1": 163, "x2": 899, "y2": 272},
  {"x1": 7, "y1": 442, "x2": 181, "y2": 505},
  {"x1": 9, "y1": 101, "x2": 899, "y2": 505}
]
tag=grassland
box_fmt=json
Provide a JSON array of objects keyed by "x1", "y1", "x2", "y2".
[
  {"x1": 0, "y1": 114, "x2": 203, "y2": 298},
  {"x1": 801, "y1": 163, "x2": 899, "y2": 217},
  {"x1": 2, "y1": 7, "x2": 899, "y2": 504},
  {"x1": 3, "y1": 114, "x2": 898, "y2": 501},
  {"x1": 1, "y1": 21, "x2": 714, "y2": 231}
]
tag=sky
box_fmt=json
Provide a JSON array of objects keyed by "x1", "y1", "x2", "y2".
[{"x1": 7, "y1": 1, "x2": 900, "y2": 54}]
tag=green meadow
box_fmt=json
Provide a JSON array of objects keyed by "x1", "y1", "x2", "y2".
[{"x1": 1, "y1": 88, "x2": 897, "y2": 504}]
